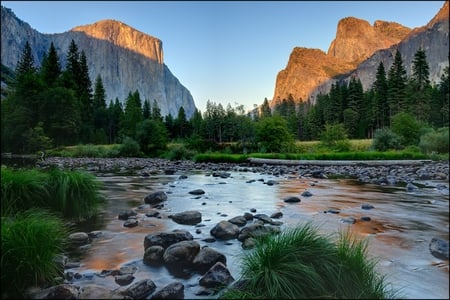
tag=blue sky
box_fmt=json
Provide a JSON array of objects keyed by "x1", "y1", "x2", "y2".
[{"x1": 2, "y1": 1, "x2": 444, "y2": 112}]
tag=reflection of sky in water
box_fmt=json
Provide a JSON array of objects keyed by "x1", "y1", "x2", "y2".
[{"x1": 70, "y1": 171, "x2": 449, "y2": 299}]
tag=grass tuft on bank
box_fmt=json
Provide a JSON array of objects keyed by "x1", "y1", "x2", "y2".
[{"x1": 221, "y1": 223, "x2": 399, "y2": 299}]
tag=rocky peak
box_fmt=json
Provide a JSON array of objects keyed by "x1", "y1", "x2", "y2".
[
  {"x1": 71, "y1": 20, "x2": 163, "y2": 64},
  {"x1": 327, "y1": 17, "x2": 411, "y2": 64}
]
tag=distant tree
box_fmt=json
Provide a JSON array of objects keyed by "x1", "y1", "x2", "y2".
[
  {"x1": 107, "y1": 98, "x2": 123, "y2": 144},
  {"x1": 15, "y1": 41, "x2": 36, "y2": 76},
  {"x1": 174, "y1": 106, "x2": 189, "y2": 139},
  {"x1": 40, "y1": 42, "x2": 61, "y2": 87},
  {"x1": 372, "y1": 62, "x2": 389, "y2": 128},
  {"x1": 136, "y1": 119, "x2": 168, "y2": 155},
  {"x1": 120, "y1": 91, "x2": 143, "y2": 139},
  {"x1": 260, "y1": 97, "x2": 272, "y2": 118},
  {"x1": 164, "y1": 113, "x2": 175, "y2": 139},
  {"x1": 92, "y1": 75, "x2": 108, "y2": 143},
  {"x1": 391, "y1": 112, "x2": 422, "y2": 146},
  {"x1": 151, "y1": 99, "x2": 162, "y2": 121},
  {"x1": 406, "y1": 48, "x2": 431, "y2": 122},
  {"x1": 387, "y1": 50, "x2": 407, "y2": 119},
  {"x1": 143, "y1": 99, "x2": 151, "y2": 119}
]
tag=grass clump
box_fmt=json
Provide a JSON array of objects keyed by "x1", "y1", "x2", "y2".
[
  {"x1": 1, "y1": 166, "x2": 104, "y2": 220},
  {"x1": 1, "y1": 209, "x2": 68, "y2": 298},
  {"x1": 221, "y1": 223, "x2": 397, "y2": 299}
]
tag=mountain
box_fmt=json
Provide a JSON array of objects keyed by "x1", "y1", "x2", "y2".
[
  {"x1": 272, "y1": 1, "x2": 449, "y2": 106},
  {"x1": 1, "y1": 6, "x2": 196, "y2": 118}
]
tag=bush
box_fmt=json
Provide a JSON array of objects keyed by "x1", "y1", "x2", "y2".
[
  {"x1": 164, "y1": 144, "x2": 197, "y2": 161},
  {"x1": 255, "y1": 116, "x2": 294, "y2": 153},
  {"x1": 419, "y1": 127, "x2": 449, "y2": 154},
  {"x1": 391, "y1": 112, "x2": 422, "y2": 146},
  {"x1": 136, "y1": 119, "x2": 168, "y2": 155},
  {"x1": 1, "y1": 209, "x2": 68, "y2": 298},
  {"x1": 371, "y1": 128, "x2": 402, "y2": 151},
  {"x1": 118, "y1": 136, "x2": 142, "y2": 157},
  {"x1": 319, "y1": 123, "x2": 351, "y2": 152},
  {"x1": 221, "y1": 223, "x2": 397, "y2": 299}
]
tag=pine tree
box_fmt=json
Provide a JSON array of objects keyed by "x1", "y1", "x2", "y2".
[
  {"x1": 387, "y1": 50, "x2": 407, "y2": 119},
  {"x1": 93, "y1": 75, "x2": 108, "y2": 143},
  {"x1": 406, "y1": 48, "x2": 431, "y2": 122},
  {"x1": 372, "y1": 62, "x2": 389, "y2": 128},
  {"x1": 260, "y1": 97, "x2": 272, "y2": 118},
  {"x1": 120, "y1": 91, "x2": 143, "y2": 139},
  {"x1": 40, "y1": 42, "x2": 61, "y2": 87},
  {"x1": 143, "y1": 99, "x2": 151, "y2": 119},
  {"x1": 15, "y1": 41, "x2": 36, "y2": 76},
  {"x1": 151, "y1": 99, "x2": 162, "y2": 121}
]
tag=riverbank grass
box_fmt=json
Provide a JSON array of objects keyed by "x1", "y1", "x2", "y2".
[
  {"x1": 1, "y1": 166, "x2": 104, "y2": 220},
  {"x1": 1, "y1": 209, "x2": 68, "y2": 298},
  {"x1": 221, "y1": 223, "x2": 398, "y2": 299}
]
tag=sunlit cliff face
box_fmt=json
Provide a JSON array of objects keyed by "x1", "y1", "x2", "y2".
[{"x1": 71, "y1": 19, "x2": 164, "y2": 64}]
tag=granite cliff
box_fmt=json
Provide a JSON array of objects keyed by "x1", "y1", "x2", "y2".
[
  {"x1": 1, "y1": 6, "x2": 196, "y2": 118},
  {"x1": 272, "y1": 1, "x2": 449, "y2": 106}
]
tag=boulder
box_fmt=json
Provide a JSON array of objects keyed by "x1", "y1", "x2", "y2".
[
  {"x1": 68, "y1": 232, "x2": 90, "y2": 245},
  {"x1": 143, "y1": 245, "x2": 165, "y2": 265},
  {"x1": 123, "y1": 279, "x2": 156, "y2": 299},
  {"x1": 144, "y1": 230, "x2": 193, "y2": 250},
  {"x1": 228, "y1": 215, "x2": 248, "y2": 227},
  {"x1": 283, "y1": 196, "x2": 301, "y2": 203},
  {"x1": 210, "y1": 221, "x2": 240, "y2": 240},
  {"x1": 123, "y1": 219, "x2": 138, "y2": 228},
  {"x1": 429, "y1": 237, "x2": 449, "y2": 260},
  {"x1": 170, "y1": 210, "x2": 202, "y2": 225},
  {"x1": 28, "y1": 284, "x2": 80, "y2": 299},
  {"x1": 189, "y1": 189, "x2": 205, "y2": 195},
  {"x1": 118, "y1": 210, "x2": 137, "y2": 220},
  {"x1": 199, "y1": 262, "x2": 234, "y2": 288},
  {"x1": 150, "y1": 282, "x2": 184, "y2": 299},
  {"x1": 115, "y1": 274, "x2": 135, "y2": 286},
  {"x1": 163, "y1": 240, "x2": 200, "y2": 265},
  {"x1": 144, "y1": 191, "x2": 168, "y2": 205},
  {"x1": 192, "y1": 247, "x2": 227, "y2": 273}
]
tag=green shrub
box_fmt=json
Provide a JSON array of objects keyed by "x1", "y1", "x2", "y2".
[
  {"x1": 118, "y1": 136, "x2": 142, "y2": 157},
  {"x1": 1, "y1": 209, "x2": 68, "y2": 298},
  {"x1": 221, "y1": 223, "x2": 397, "y2": 299},
  {"x1": 391, "y1": 112, "x2": 422, "y2": 146},
  {"x1": 136, "y1": 119, "x2": 168, "y2": 155},
  {"x1": 319, "y1": 123, "x2": 351, "y2": 152},
  {"x1": 164, "y1": 144, "x2": 197, "y2": 161},
  {"x1": 371, "y1": 128, "x2": 402, "y2": 151},
  {"x1": 255, "y1": 116, "x2": 294, "y2": 153},
  {"x1": 419, "y1": 127, "x2": 449, "y2": 154}
]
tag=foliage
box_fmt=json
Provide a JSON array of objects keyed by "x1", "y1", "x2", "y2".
[
  {"x1": 135, "y1": 119, "x2": 168, "y2": 155},
  {"x1": 117, "y1": 136, "x2": 142, "y2": 157},
  {"x1": 163, "y1": 143, "x2": 197, "y2": 161},
  {"x1": 221, "y1": 223, "x2": 397, "y2": 299},
  {"x1": 391, "y1": 112, "x2": 422, "y2": 146},
  {"x1": 255, "y1": 116, "x2": 294, "y2": 153},
  {"x1": 319, "y1": 123, "x2": 350, "y2": 151},
  {"x1": 419, "y1": 127, "x2": 449, "y2": 154},
  {"x1": 1, "y1": 209, "x2": 68, "y2": 298},
  {"x1": 371, "y1": 128, "x2": 402, "y2": 151}
]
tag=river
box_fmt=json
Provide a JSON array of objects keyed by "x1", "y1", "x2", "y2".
[{"x1": 68, "y1": 169, "x2": 449, "y2": 299}]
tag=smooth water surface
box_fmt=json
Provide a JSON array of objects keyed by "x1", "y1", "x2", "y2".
[{"x1": 69, "y1": 170, "x2": 449, "y2": 299}]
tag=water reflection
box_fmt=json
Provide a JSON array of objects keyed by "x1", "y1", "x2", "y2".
[{"x1": 69, "y1": 171, "x2": 449, "y2": 299}]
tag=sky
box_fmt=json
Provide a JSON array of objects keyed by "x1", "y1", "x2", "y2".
[{"x1": 2, "y1": 1, "x2": 445, "y2": 112}]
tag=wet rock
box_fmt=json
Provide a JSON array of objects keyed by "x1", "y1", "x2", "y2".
[
  {"x1": 192, "y1": 246, "x2": 227, "y2": 273},
  {"x1": 228, "y1": 215, "x2": 248, "y2": 227},
  {"x1": 253, "y1": 214, "x2": 272, "y2": 224},
  {"x1": 199, "y1": 262, "x2": 234, "y2": 288},
  {"x1": 213, "y1": 171, "x2": 231, "y2": 178},
  {"x1": 143, "y1": 245, "x2": 165, "y2": 265},
  {"x1": 325, "y1": 208, "x2": 340, "y2": 214},
  {"x1": 28, "y1": 284, "x2": 81, "y2": 299},
  {"x1": 124, "y1": 219, "x2": 138, "y2": 228},
  {"x1": 429, "y1": 237, "x2": 449, "y2": 260},
  {"x1": 163, "y1": 240, "x2": 200, "y2": 265},
  {"x1": 150, "y1": 282, "x2": 184, "y2": 299},
  {"x1": 360, "y1": 216, "x2": 371, "y2": 221},
  {"x1": 361, "y1": 204, "x2": 374, "y2": 210},
  {"x1": 115, "y1": 274, "x2": 135, "y2": 286},
  {"x1": 189, "y1": 189, "x2": 205, "y2": 195},
  {"x1": 123, "y1": 279, "x2": 156, "y2": 299},
  {"x1": 88, "y1": 231, "x2": 102, "y2": 238},
  {"x1": 119, "y1": 265, "x2": 138, "y2": 275},
  {"x1": 283, "y1": 196, "x2": 301, "y2": 203},
  {"x1": 210, "y1": 221, "x2": 240, "y2": 240},
  {"x1": 169, "y1": 210, "x2": 202, "y2": 225},
  {"x1": 265, "y1": 180, "x2": 278, "y2": 186},
  {"x1": 312, "y1": 170, "x2": 327, "y2": 179},
  {"x1": 145, "y1": 210, "x2": 160, "y2": 218},
  {"x1": 250, "y1": 208, "x2": 257, "y2": 213},
  {"x1": 270, "y1": 212, "x2": 283, "y2": 219},
  {"x1": 144, "y1": 191, "x2": 168, "y2": 205},
  {"x1": 301, "y1": 190, "x2": 313, "y2": 197},
  {"x1": 238, "y1": 223, "x2": 280, "y2": 241},
  {"x1": 243, "y1": 212, "x2": 254, "y2": 220},
  {"x1": 118, "y1": 210, "x2": 137, "y2": 220},
  {"x1": 144, "y1": 229, "x2": 194, "y2": 250},
  {"x1": 242, "y1": 237, "x2": 256, "y2": 249},
  {"x1": 341, "y1": 217, "x2": 356, "y2": 224},
  {"x1": 164, "y1": 168, "x2": 176, "y2": 175},
  {"x1": 68, "y1": 232, "x2": 89, "y2": 245}
]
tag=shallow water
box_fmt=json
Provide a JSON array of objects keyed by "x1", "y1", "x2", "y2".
[{"x1": 68, "y1": 170, "x2": 449, "y2": 299}]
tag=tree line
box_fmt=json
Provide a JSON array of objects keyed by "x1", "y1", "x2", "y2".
[{"x1": 1, "y1": 41, "x2": 448, "y2": 155}]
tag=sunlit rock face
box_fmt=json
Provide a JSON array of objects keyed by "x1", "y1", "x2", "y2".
[
  {"x1": 1, "y1": 6, "x2": 196, "y2": 117},
  {"x1": 272, "y1": 1, "x2": 449, "y2": 106}
]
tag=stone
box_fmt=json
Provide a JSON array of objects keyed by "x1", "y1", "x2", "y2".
[
  {"x1": 283, "y1": 196, "x2": 301, "y2": 203},
  {"x1": 163, "y1": 240, "x2": 200, "y2": 265},
  {"x1": 144, "y1": 230, "x2": 193, "y2": 250},
  {"x1": 228, "y1": 215, "x2": 247, "y2": 227},
  {"x1": 118, "y1": 210, "x2": 137, "y2": 220},
  {"x1": 210, "y1": 221, "x2": 240, "y2": 240},
  {"x1": 150, "y1": 282, "x2": 184, "y2": 299},
  {"x1": 144, "y1": 191, "x2": 168, "y2": 205},
  {"x1": 68, "y1": 232, "x2": 89, "y2": 245},
  {"x1": 189, "y1": 189, "x2": 205, "y2": 195},
  {"x1": 28, "y1": 284, "x2": 80, "y2": 299},
  {"x1": 192, "y1": 246, "x2": 227, "y2": 273},
  {"x1": 123, "y1": 219, "x2": 138, "y2": 227},
  {"x1": 123, "y1": 279, "x2": 156, "y2": 299},
  {"x1": 143, "y1": 245, "x2": 165, "y2": 265},
  {"x1": 170, "y1": 210, "x2": 202, "y2": 225},
  {"x1": 361, "y1": 203, "x2": 375, "y2": 210},
  {"x1": 115, "y1": 274, "x2": 135, "y2": 286},
  {"x1": 301, "y1": 190, "x2": 313, "y2": 197},
  {"x1": 199, "y1": 262, "x2": 234, "y2": 288},
  {"x1": 270, "y1": 211, "x2": 283, "y2": 219},
  {"x1": 429, "y1": 237, "x2": 449, "y2": 260}
]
